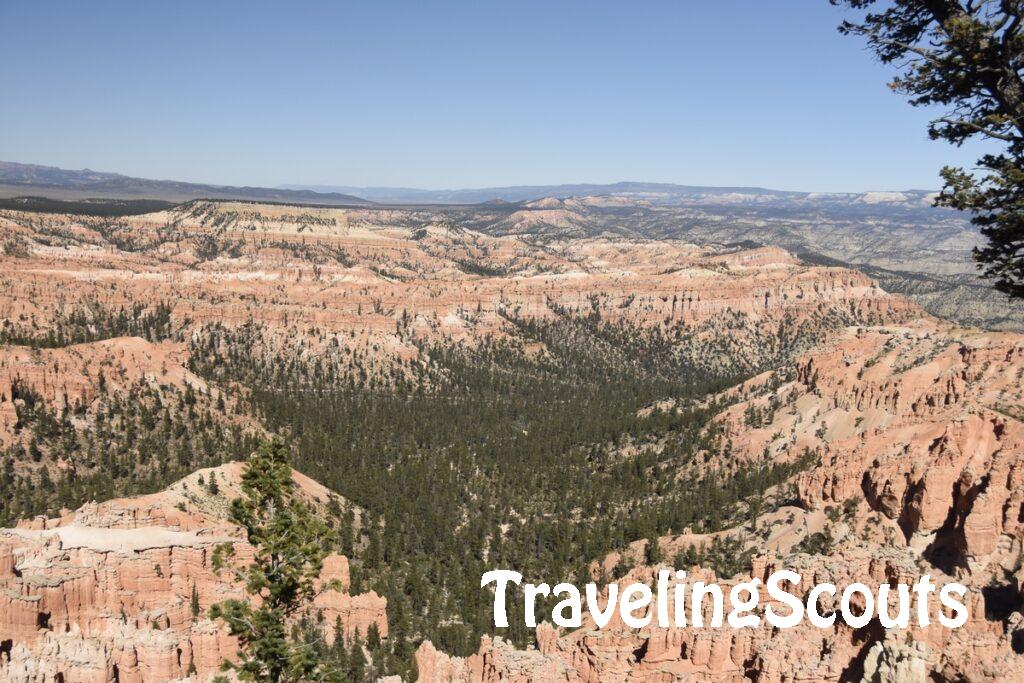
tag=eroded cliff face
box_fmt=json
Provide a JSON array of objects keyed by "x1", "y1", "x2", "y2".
[
  {"x1": 0, "y1": 203, "x2": 919, "y2": 373},
  {"x1": 0, "y1": 337, "x2": 212, "y2": 448},
  {"x1": 0, "y1": 203, "x2": 921, "y2": 491},
  {"x1": 710, "y1": 324, "x2": 1024, "y2": 583},
  {"x1": 0, "y1": 463, "x2": 386, "y2": 682},
  {"x1": 414, "y1": 323, "x2": 1024, "y2": 682},
  {"x1": 416, "y1": 543, "x2": 1015, "y2": 682}
]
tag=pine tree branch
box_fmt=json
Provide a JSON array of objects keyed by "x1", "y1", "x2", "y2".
[{"x1": 937, "y1": 115, "x2": 1021, "y2": 139}]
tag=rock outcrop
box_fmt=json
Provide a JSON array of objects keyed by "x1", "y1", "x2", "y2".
[
  {"x1": 415, "y1": 323, "x2": 1024, "y2": 682},
  {"x1": 0, "y1": 464, "x2": 386, "y2": 682}
]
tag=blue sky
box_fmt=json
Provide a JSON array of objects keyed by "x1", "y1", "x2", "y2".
[{"x1": 0, "y1": 1, "x2": 990, "y2": 191}]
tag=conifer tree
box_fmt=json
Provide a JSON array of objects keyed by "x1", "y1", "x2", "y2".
[
  {"x1": 366, "y1": 622, "x2": 381, "y2": 652},
  {"x1": 209, "y1": 437, "x2": 341, "y2": 682},
  {"x1": 348, "y1": 636, "x2": 367, "y2": 682},
  {"x1": 645, "y1": 536, "x2": 663, "y2": 566},
  {"x1": 833, "y1": 0, "x2": 1024, "y2": 298}
]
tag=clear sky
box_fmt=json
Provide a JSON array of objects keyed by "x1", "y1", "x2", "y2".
[{"x1": 0, "y1": 0, "x2": 991, "y2": 192}]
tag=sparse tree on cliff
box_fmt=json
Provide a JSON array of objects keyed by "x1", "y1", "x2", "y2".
[
  {"x1": 209, "y1": 437, "x2": 342, "y2": 682},
  {"x1": 644, "y1": 536, "x2": 663, "y2": 566},
  {"x1": 832, "y1": 0, "x2": 1024, "y2": 298}
]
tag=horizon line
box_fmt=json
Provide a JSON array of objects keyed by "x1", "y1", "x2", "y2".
[{"x1": 0, "y1": 159, "x2": 939, "y2": 197}]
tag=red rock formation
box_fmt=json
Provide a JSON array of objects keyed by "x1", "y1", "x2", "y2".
[
  {"x1": 6, "y1": 202, "x2": 1017, "y2": 681},
  {"x1": 415, "y1": 323, "x2": 1024, "y2": 682},
  {"x1": 0, "y1": 464, "x2": 386, "y2": 682},
  {"x1": 0, "y1": 204, "x2": 920, "y2": 373},
  {"x1": 0, "y1": 203, "x2": 922, "y2": 497},
  {"x1": 417, "y1": 544, "x2": 1019, "y2": 681},
  {"x1": 0, "y1": 337, "x2": 211, "y2": 448}
]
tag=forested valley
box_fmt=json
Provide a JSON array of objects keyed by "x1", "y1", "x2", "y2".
[{"x1": 0, "y1": 300, "x2": 824, "y2": 678}]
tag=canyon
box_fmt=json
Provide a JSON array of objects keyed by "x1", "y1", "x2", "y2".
[
  {"x1": 0, "y1": 200, "x2": 1022, "y2": 681},
  {"x1": 416, "y1": 321, "x2": 1024, "y2": 681}
]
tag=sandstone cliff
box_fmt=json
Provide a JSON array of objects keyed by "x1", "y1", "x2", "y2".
[
  {"x1": 414, "y1": 323, "x2": 1024, "y2": 682},
  {"x1": 0, "y1": 463, "x2": 386, "y2": 682}
]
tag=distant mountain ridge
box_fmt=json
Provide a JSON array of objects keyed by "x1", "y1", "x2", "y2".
[
  {"x1": 0, "y1": 161, "x2": 372, "y2": 206},
  {"x1": 1, "y1": 160, "x2": 942, "y2": 210},
  {"x1": 280, "y1": 180, "x2": 940, "y2": 208}
]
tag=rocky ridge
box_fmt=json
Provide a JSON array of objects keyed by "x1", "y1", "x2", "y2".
[
  {"x1": 0, "y1": 463, "x2": 386, "y2": 682},
  {"x1": 414, "y1": 323, "x2": 1024, "y2": 682},
  {"x1": 0, "y1": 202, "x2": 919, "y2": 451}
]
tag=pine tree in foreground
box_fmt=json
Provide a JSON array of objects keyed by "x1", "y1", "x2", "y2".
[
  {"x1": 209, "y1": 437, "x2": 343, "y2": 682},
  {"x1": 833, "y1": 0, "x2": 1024, "y2": 299}
]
